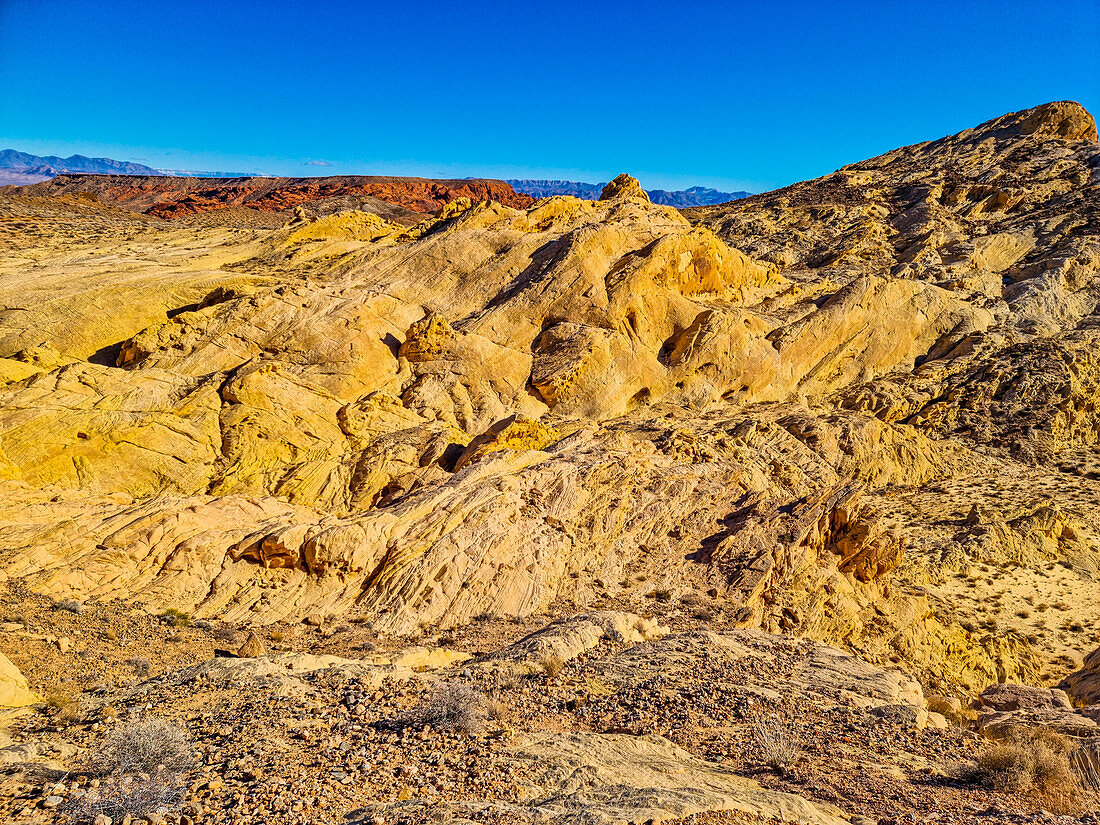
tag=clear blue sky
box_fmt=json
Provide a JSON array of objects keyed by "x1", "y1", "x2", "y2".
[{"x1": 1, "y1": 0, "x2": 1097, "y2": 191}]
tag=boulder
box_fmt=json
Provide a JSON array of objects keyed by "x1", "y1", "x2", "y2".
[
  {"x1": 0, "y1": 653, "x2": 41, "y2": 708},
  {"x1": 1060, "y1": 645, "x2": 1100, "y2": 707}
]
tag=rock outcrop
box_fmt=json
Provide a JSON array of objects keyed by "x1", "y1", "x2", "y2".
[
  {"x1": 1061, "y1": 645, "x2": 1100, "y2": 706},
  {"x1": 0, "y1": 653, "x2": 40, "y2": 708},
  {"x1": 1, "y1": 103, "x2": 1099, "y2": 699},
  {"x1": 14, "y1": 173, "x2": 533, "y2": 223},
  {"x1": 975, "y1": 682, "x2": 1098, "y2": 738}
]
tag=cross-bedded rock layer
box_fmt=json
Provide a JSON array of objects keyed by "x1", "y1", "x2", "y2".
[{"x1": 1, "y1": 102, "x2": 1098, "y2": 694}]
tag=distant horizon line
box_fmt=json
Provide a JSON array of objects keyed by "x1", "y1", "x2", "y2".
[
  {"x1": 0, "y1": 144, "x2": 766, "y2": 194},
  {"x1": 1, "y1": 151, "x2": 757, "y2": 194}
]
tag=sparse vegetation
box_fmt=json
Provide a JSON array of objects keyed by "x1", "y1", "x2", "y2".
[
  {"x1": 54, "y1": 597, "x2": 84, "y2": 614},
  {"x1": 746, "y1": 704, "x2": 801, "y2": 775},
  {"x1": 1070, "y1": 739, "x2": 1100, "y2": 791},
  {"x1": 91, "y1": 717, "x2": 194, "y2": 775},
  {"x1": 67, "y1": 718, "x2": 194, "y2": 823},
  {"x1": 67, "y1": 770, "x2": 187, "y2": 823},
  {"x1": 159, "y1": 608, "x2": 190, "y2": 627},
  {"x1": 965, "y1": 725, "x2": 1085, "y2": 812},
  {"x1": 44, "y1": 690, "x2": 79, "y2": 716},
  {"x1": 537, "y1": 650, "x2": 565, "y2": 679},
  {"x1": 485, "y1": 694, "x2": 509, "y2": 725},
  {"x1": 407, "y1": 682, "x2": 488, "y2": 734}
]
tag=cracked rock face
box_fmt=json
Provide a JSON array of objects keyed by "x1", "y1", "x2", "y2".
[{"x1": 1, "y1": 103, "x2": 1099, "y2": 694}]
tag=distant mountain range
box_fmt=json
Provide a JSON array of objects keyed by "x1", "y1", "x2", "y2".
[
  {"x1": 507, "y1": 179, "x2": 751, "y2": 207},
  {"x1": 0, "y1": 151, "x2": 751, "y2": 207},
  {"x1": 0, "y1": 149, "x2": 159, "y2": 185},
  {"x1": 0, "y1": 150, "x2": 252, "y2": 185}
]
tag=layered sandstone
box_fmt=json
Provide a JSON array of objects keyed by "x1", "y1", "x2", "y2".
[
  {"x1": 13, "y1": 173, "x2": 533, "y2": 223},
  {"x1": 1, "y1": 101, "x2": 1098, "y2": 698}
]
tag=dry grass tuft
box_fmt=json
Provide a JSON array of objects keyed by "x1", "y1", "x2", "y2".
[
  {"x1": 408, "y1": 682, "x2": 487, "y2": 734},
  {"x1": 90, "y1": 717, "x2": 193, "y2": 776},
  {"x1": 537, "y1": 650, "x2": 565, "y2": 679},
  {"x1": 968, "y1": 725, "x2": 1095, "y2": 814},
  {"x1": 66, "y1": 718, "x2": 194, "y2": 823},
  {"x1": 746, "y1": 704, "x2": 801, "y2": 774}
]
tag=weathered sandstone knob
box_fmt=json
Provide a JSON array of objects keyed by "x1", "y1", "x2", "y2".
[{"x1": 599, "y1": 173, "x2": 650, "y2": 202}]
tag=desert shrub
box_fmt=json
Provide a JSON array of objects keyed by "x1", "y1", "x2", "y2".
[
  {"x1": 968, "y1": 725, "x2": 1086, "y2": 812},
  {"x1": 925, "y1": 694, "x2": 974, "y2": 726},
  {"x1": 408, "y1": 682, "x2": 487, "y2": 734},
  {"x1": 67, "y1": 718, "x2": 193, "y2": 823},
  {"x1": 66, "y1": 769, "x2": 186, "y2": 823},
  {"x1": 977, "y1": 742, "x2": 1040, "y2": 792},
  {"x1": 44, "y1": 690, "x2": 80, "y2": 719},
  {"x1": 54, "y1": 598, "x2": 84, "y2": 614},
  {"x1": 537, "y1": 650, "x2": 565, "y2": 679},
  {"x1": 125, "y1": 656, "x2": 151, "y2": 678},
  {"x1": 91, "y1": 718, "x2": 193, "y2": 776},
  {"x1": 746, "y1": 704, "x2": 800, "y2": 774},
  {"x1": 159, "y1": 608, "x2": 190, "y2": 627}
]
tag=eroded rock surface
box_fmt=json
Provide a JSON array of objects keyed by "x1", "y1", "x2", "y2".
[
  {"x1": 1, "y1": 101, "x2": 1099, "y2": 700},
  {"x1": 15, "y1": 173, "x2": 533, "y2": 221},
  {"x1": 0, "y1": 654, "x2": 40, "y2": 708}
]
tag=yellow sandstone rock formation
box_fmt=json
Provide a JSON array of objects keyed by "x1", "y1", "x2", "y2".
[
  {"x1": 1, "y1": 101, "x2": 1098, "y2": 696},
  {"x1": 0, "y1": 653, "x2": 41, "y2": 708}
]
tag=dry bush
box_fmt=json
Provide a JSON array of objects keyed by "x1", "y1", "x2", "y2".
[
  {"x1": 54, "y1": 598, "x2": 84, "y2": 614},
  {"x1": 970, "y1": 725, "x2": 1086, "y2": 812},
  {"x1": 44, "y1": 690, "x2": 80, "y2": 720},
  {"x1": 90, "y1": 718, "x2": 193, "y2": 776},
  {"x1": 124, "y1": 656, "x2": 151, "y2": 678},
  {"x1": 978, "y1": 742, "x2": 1040, "y2": 792},
  {"x1": 67, "y1": 718, "x2": 193, "y2": 823},
  {"x1": 408, "y1": 682, "x2": 487, "y2": 734},
  {"x1": 537, "y1": 650, "x2": 565, "y2": 679},
  {"x1": 159, "y1": 608, "x2": 190, "y2": 628},
  {"x1": 746, "y1": 704, "x2": 801, "y2": 774},
  {"x1": 66, "y1": 769, "x2": 186, "y2": 823}
]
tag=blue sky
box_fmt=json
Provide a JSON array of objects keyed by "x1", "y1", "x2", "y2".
[{"x1": 1, "y1": 0, "x2": 1097, "y2": 192}]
